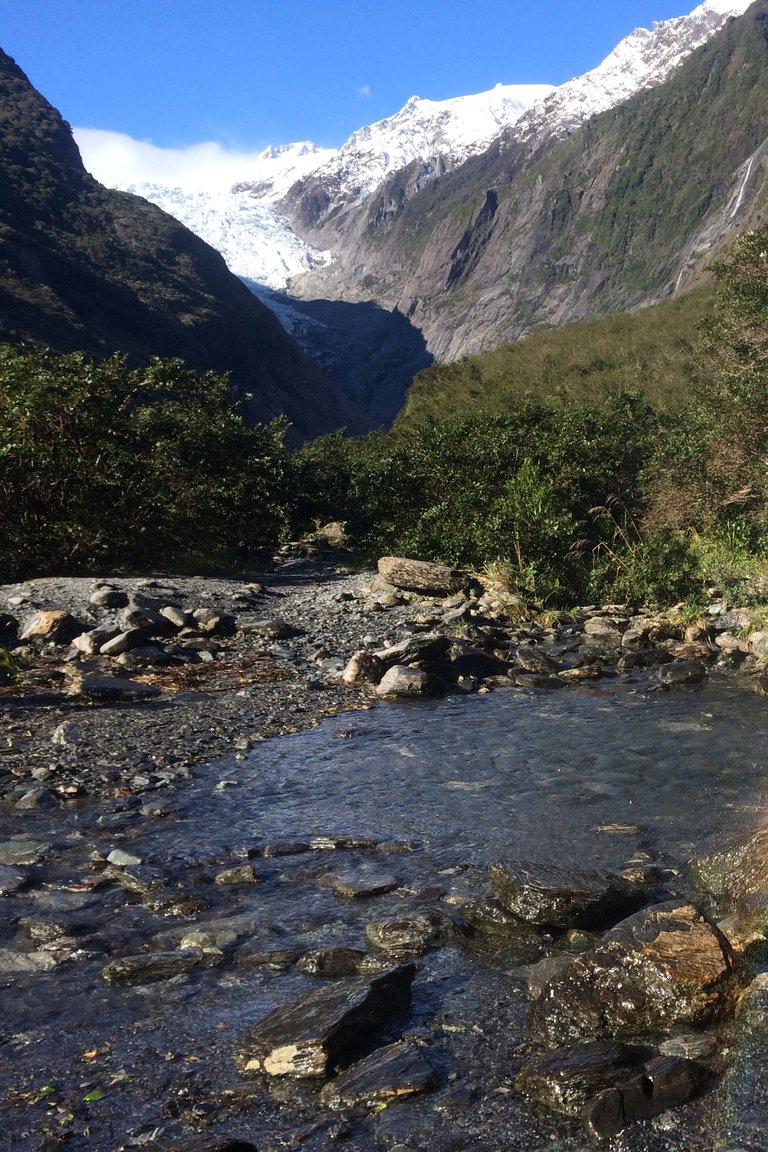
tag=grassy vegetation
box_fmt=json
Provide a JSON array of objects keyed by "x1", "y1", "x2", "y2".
[
  {"x1": 3, "y1": 228, "x2": 768, "y2": 609},
  {"x1": 401, "y1": 287, "x2": 714, "y2": 424}
]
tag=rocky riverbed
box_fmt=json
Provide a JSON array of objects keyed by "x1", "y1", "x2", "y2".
[{"x1": 2, "y1": 545, "x2": 768, "y2": 1151}]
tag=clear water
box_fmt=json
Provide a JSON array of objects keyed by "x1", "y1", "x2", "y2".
[{"x1": 2, "y1": 677, "x2": 768, "y2": 1152}]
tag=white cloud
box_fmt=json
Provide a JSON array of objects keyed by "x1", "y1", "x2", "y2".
[
  {"x1": 358, "y1": 84, "x2": 372, "y2": 98},
  {"x1": 73, "y1": 127, "x2": 268, "y2": 192}
]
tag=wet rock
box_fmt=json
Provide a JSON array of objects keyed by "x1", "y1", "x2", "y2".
[
  {"x1": 516, "y1": 1040, "x2": 652, "y2": 1117},
  {"x1": 19, "y1": 610, "x2": 84, "y2": 644},
  {"x1": 461, "y1": 898, "x2": 544, "y2": 954},
  {"x1": 102, "y1": 949, "x2": 204, "y2": 984},
  {"x1": 0, "y1": 948, "x2": 59, "y2": 973},
  {"x1": 527, "y1": 955, "x2": 575, "y2": 999},
  {"x1": 583, "y1": 1056, "x2": 712, "y2": 1139},
  {"x1": 341, "y1": 650, "x2": 385, "y2": 686},
  {"x1": 488, "y1": 860, "x2": 649, "y2": 931},
  {"x1": 179, "y1": 927, "x2": 240, "y2": 952},
  {"x1": 235, "y1": 945, "x2": 300, "y2": 970},
  {"x1": 320, "y1": 1039, "x2": 437, "y2": 1109},
  {"x1": 659, "y1": 1031, "x2": 718, "y2": 1060},
  {"x1": 657, "y1": 659, "x2": 707, "y2": 686},
  {"x1": 297, "y1": 948, "x2": 367, "y2": 977},
  {"x1": 444, "y1": 643, "x2": 510, "y2": 680},
  {"x1": 0, "y1": 839, "x2": 50, "y2": 865},
  {"x1": 365, "y1": 907, "x2": 461, "y2": 957},
  {"x1": 376, "y1": 665, "x2": 436, "y2": 698},
  {"x1": 215, "y1": 865, "x2": 258, "y2": 885},
  {"x1": 689, "y1": 826, "x2": 768, "y2": 905},
  {"x1": 324, "y1": 871, "x2": 400, "y2": 898},
  {"x1": 235, "y1": 963, "x2": 416, "y2": 1078},
  {"x1": 377, "y1": 557, "x2": 464, "y2": 596},
  {"x1": 107, "y1": 848, "x2": 143, "y2": 867},
  {"x1": 0, "y1": 865, "x2": 30, "y2": 895},
  {"x1": 529, "y1": 902, "x2": 732, "y2": 1045}
]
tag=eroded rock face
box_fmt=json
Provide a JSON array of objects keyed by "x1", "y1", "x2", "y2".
[
  {"x1": 528, "y1": 902, "x2": 733, "y2": 1045},
  {"x1": 235, "y1": 964, "x2": 416, "y2": 1078},
  {"x1": 488, "y1": 860, "x2": 650, "y2": 932}
]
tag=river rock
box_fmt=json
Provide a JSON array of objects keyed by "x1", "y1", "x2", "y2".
[
  {"x1": 748, "y1": 630, "x2": 768, "y2": 659},
  {"x1": 237, "y1": 616, "x2": 294, "y2": 639},
  {"x1": 71, "y1": 626, "x2": 121, "y2": 654},
  {"x1": 488, "y1": 860, "x2": 649, "y2": 932},
  {"x1": 320, "y1": 1039, "x2": 437, "y2": 1109},
  {"x1": 0, "y1": 839, "x2": 50, "y2": 865},
  {"x1": 377, "y1": 557, "x2": 465, "y2": 595},
  {"x1": 89, "y1": 586, "x2": 129, "y2": 609},
  {"x1": 71, "y1": 674, "x2": 160, "y2": 701},
  {"x1": 0, "y1": 865, "x2": 30, "y2": 895},
  {"x1": 657, "y1": 659, "x2": 706, "y2": 686},
  {"x1": 514, "y1": 645, "x2": 563, "y2": 674},
  {"x1": 376, "y1": 666, "x2": 435, "y2": 698},
  {"x1": 297, "y1": 948, "x2": 367, "y2": 977},
  {"x1": 516, "y1": 1040, "x2": 652, "y2": 1117},
  {"x1": 235, "y1": 964, "x2": 416, "y2": 1078},
  {"x1": 102, "y1": 949, "x2": 204, "y2": 984},
  {"x1": 689, "y1": 826, "x2": 768, "y2": 905},
  {"x1": 323, "y1": 870, "x2": 400, "y2": 898},
  {"x1": 373, "y1": 632, "x2": 451, "y2": 669},
  {"x1": 19, "y1": 610, "x2": 84, "y2": 644},
  {"x1": 160, "y1": 604, "x2": 194, "y2": 629},
  {"x1": 364, "y1": 907, "x2": 460, "y2": 957},
  {"x1": 341, "y1": 650, "x2": 385, "y2": 686},
  {"x1": 528, "y1": 901, "x2": 732, "y2": 1045},
  {"x1": 100, "y1": 628, "x2": 152, "y2": 657},
  {"x1": 583, "y1": 1056, "x2": 711, "y2": 1139},
  {"x1": 583, "y1": 616, "x2": 627, "y2": 640}
]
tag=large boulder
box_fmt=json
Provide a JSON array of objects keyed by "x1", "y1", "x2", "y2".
[
  {"x1": 377, "y1": 557, "x2": 465, "y2": 596},
  {"x1": 376, "y1": 666, "x2": 437, "y2": 698},
  {"x1": 235, "y1": 964, "x2": 415, "y2": 1078},
  {"x1": 488, "y1": 860, "x2": 650, "y2": 932},
  {"x1": 528, "y1": 902, "x2": 733, "y2": 1045},
  {"x1": 689, "y1": 827, "x2": 768, "y2": 905},
  {"x1": 19, "y1": 610, "x2": 84, "y2": 644}
]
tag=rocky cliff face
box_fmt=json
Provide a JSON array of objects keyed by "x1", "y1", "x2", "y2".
[
  {"x1": 283, "y1": 0, "x2": 766, "y2": 362},
  {"x1": 0, "y1": 51, "x2": 365, "y2": 439}
]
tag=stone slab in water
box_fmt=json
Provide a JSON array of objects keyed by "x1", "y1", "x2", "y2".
[
  {"x1": 529, "y1": 901, "x2": 732, "y2": 1045},
  {"x1": 101, "y1": 949, "x2": 204, "y2": 985},
  {"x1": 235, "y1": 963, "x2": 416, "y2": 1078},
  {"x1": 657, "y1": 659, "x2": 706, "y2": 685},
  {"x1": 320, "y1": 1039, "x2": 437, "y2": 1109},
  {"x1": 364, "y1": 908, "x2": 460, "y2": 957},
  {"x1": 488, "y1": 859, "x2": 649, "y2": 931}
]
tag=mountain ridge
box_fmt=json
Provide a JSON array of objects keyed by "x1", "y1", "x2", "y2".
[{"x1": 0, "y1": 49, "x2": 363, "y2": 439}]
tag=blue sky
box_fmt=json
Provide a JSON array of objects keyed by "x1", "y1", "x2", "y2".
[{"x1": 4, "y1": 0, "x2": 703, "y2": 150}]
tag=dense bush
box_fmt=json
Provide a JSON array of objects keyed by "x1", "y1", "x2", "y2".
[{"x1": 0, "y1": 347, "x2": 289, "y2": 581}]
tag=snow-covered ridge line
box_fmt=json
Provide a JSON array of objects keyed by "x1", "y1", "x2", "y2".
[{"x1": 513, "y1": 0, "x2": 752, "y2": 140}]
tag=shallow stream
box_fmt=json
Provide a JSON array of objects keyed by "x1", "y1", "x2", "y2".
[{"x1": 2, "y1": 677, "x2": 768, "y2": 1151}]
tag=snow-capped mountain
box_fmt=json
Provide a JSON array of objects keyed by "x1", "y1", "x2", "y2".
[
  {"x1": 76, "y1": 0, "x2": 754, "y2": 302},
  {"x1": 513, "y1": 0, "x2": 752, "y2": 141},
  {"x1": 271, "y1": 83, "x2": 555, "y2": 209}
]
